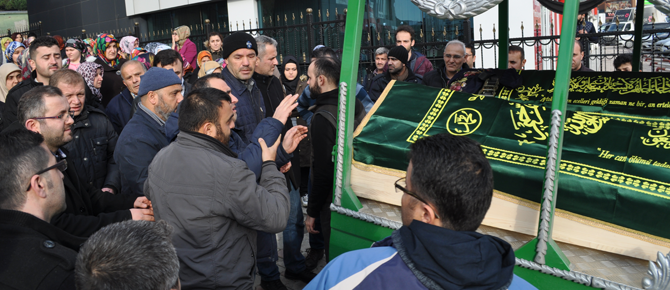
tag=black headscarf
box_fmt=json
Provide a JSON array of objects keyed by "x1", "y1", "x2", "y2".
[{"x1": 281, "y1": 55, "x2": 300, "y2": 95}]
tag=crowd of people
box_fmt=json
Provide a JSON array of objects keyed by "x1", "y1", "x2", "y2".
[{"x1": 0, "y1": 24, "x2": 554, "y2": 290}]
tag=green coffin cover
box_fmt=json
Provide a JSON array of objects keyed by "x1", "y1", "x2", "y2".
[{"x1": 353, "y1": 73, "x2": 670, "y2": 241}]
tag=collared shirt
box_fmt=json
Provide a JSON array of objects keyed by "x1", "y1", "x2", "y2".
[{"x1": 138, "y1": 102, "x2": 166, "y2": 127}]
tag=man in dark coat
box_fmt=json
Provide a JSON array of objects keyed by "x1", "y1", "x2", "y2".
[
  {"x1": 369, "y1": 46, "x2": 423, "y2": 102},
  {"x1": 115, "y1": 67, "x2": 184, "y2": 196},
  {"x1": 11, "y1": 86, "x2": 153, "y2": 237},
  {"x1": 0, "y1": 129, "x2": 87, "y2": 290},
  {"x1": 51, "y1": 69, "x2": 120, "y2": 193},
  {"x1": 363, "y1": 47, "x2": 388, "y2": 92},
  {"x1": 1, "y1": 36, "x2": 61, "y2": 131},
  {"x1": 106, "y1": 60, "x2": 146, "y2": 135},
  {"x1": 304, "y1": 133, "x2": 536, "y2": 290},
  {"x1": 424, "y1": 40, "x2": 469, "y2": 89},
  {"x1": 252, "y1": 35, "x2": 315, "y2": 289}
]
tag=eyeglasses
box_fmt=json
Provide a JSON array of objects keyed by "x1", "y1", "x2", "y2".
[
  {"x1": 444, "y1": 54, "x2": 463, "y2": 60},
  {"x1": 31, "y1": 111, "x2": 74, "y2": 122},
  {"x1": 395, "y1": 177, "x2": 439, "y2": 219},
  {"x1": 26, "y1": 159, "x2": 67, "y2": 191}
]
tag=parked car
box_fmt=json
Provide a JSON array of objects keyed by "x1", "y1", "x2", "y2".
[{"x1": 620, "y1": 22, "x2": 670, "y2": 49}]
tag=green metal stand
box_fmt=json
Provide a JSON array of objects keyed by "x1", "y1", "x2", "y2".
[
  {"x1": 632, "y1": 0, "x2": 646, "y2": 71},
  {"x1": 514, "y1": 0, "x2": 579, "y2": 272},
  {"x1": 498, "y1": 0, "x2": 509, "y2": 68}
]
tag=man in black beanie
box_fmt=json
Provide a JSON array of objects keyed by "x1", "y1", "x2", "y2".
[{"x1": 368, "y1": 45, "x2": 423, "y2": 101}]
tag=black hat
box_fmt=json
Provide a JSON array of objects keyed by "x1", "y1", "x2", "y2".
[
  {"x1": 388, "y1": 46, "x2": 408, "y2": 66},
  {"x1": 222, "y1": 32, "x2": 258, "y2": 59}
]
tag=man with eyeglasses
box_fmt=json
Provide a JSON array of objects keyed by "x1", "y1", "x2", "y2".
[
  {"x1": 0, "y1": 129, "x2": 86, "y2": 289},
  {"x1": 368, "y1": 46, "x2": 423, "y2": 102},
  {"x1": 3, "y1": 86, "x2": 153, "y2": 238},
  {"x1": 304, "y1": 133, "x2": 536, "y2": 290},
  {"x1": 424, "y1": 40, "x2": 469, "y2": 89}
]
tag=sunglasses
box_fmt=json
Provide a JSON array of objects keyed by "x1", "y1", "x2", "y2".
[
  {"x1": 395, "y1": 177, "x2": 439, "y2": 219},
  {"x1": 26, "y1": 160, "x2": 67, "y2": 191}
]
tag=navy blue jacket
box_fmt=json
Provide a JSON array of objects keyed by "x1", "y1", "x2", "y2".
[
  {"x1": 105, "y1": 88, "x2": 135, "y2": 135},
  {"x1": 306, "y1": 221, "x2": 536, "y2": 290},
  {"x1": 221, "y1": 66, "x2": 266, "y2": 144},
  {"x1": 114, "y1": 108, "x2": 169, "y2": 195}
]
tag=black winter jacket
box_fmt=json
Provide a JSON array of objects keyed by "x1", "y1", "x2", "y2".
[
  {"x1": 1, "y1": 70, "x2": 43, "y2": 131},
  {"x1": 368, "y1": 68, "x2": 423, "y2": 102},
  {"x1": 62, "y1": 106, "x2": 120, "y2": 192},
  {"x1": 95, "y1": 57, "x2": 127, "y2": 107},
  {"x1": 423, "y1": 63, "x2": 470, "y2": 89},
  {"x1": 0, "y1": 210, "x2": 86, "y2": 290}
]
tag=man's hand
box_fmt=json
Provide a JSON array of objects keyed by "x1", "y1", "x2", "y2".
[
  {"x1": 272, "y1": 94, "x2": 300, "y2": 125},
  {"x1": 134, "y1": 196, "x2": 152, "y2": 209},
  {"x1": 280, "y1": 161, "x2": 292, "y2": 173},
  {"x1": 130, "y1": 208, "x2": 154, "y2": 221},
  {"x1": 282, "y1": 125, "x2": 308, "y2": 154},
  {"x1": 259, "y1": 135, "x2": 282, "y2": 162},
  {"x1": 101, "y1": 187, "x2": 115, "y2": 194},
  {"x1": 305, "y1": 215, "x2": 319, "y2": 234}
]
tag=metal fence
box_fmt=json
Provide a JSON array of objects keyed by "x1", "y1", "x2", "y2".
[{"x1": 0, "y1": 21, "x2": 43, "y2": 39}]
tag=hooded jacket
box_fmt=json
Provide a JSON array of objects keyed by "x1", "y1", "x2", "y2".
[
  {"x1": 145, "y1": 131, "x2": 289, "y2": 290},
  {"x1": 304, "y1": 221, "x2": 537, "y2": 290}
]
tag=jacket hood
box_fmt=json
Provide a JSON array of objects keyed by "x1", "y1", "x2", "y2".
[{"x1": 394, "y1": 221, "x2": 514, "y2": 290}]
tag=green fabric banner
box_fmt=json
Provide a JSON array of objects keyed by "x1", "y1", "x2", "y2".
[{"x1": 353, "y1": 80, "x2": 670, "y2": 240}]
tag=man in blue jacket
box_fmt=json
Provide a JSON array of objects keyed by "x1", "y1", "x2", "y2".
[
  {"x1": 105, "y1": 60, "x2": 146, "y2": 135},
  {"x1": 115, "y1": 67, "x2": 183, "y2": 195},
  {"x1": 304, "y1": 133, "x2": 537, "y2": 290}
]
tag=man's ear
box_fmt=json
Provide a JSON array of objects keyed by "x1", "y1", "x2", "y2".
[
  {"x1": 28, "y1": 174, "x2": 48, "y2": 199},
  {"x1": 147, "y1": 91, "x2": 158, "y2": 106},
  {"x1": 25, "y1": 119, "x2": 41, "y2": 134},
  {"x1": 29, "y1": 59, "x2": 36, "y2": 71}
]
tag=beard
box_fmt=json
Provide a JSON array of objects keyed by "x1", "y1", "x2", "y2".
[
  {"x1": 309, "y1": 82, "x2": 322, "y2": 97},
  {"x1": 154, "y1": 96, "x2": 174, "y2": 121},
  {"x1": 214, "y1": 123, "x2": 230, "y2": 145}
]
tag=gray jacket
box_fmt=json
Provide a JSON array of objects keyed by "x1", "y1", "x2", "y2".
[{"x1": 145, "y1": 131, "x2": 289, "y2": 290}]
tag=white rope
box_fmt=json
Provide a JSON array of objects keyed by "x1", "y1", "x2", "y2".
[
  {"x1": 334, "y1": 82, "x2": 348, "y2": 206},
  {"x1": 330, "y1": 203, "x2": 402, "y2": 230},
  {"x1": 535, "y1": 109, "x2": 562, "y2": 264}
]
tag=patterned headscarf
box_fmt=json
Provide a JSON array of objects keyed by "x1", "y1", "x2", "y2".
[
  {"x1": 94, "y1": 33, "x2": 121, "y2": 67},
  {"x1": 120, "y1": 36, "x2": 138, "y2": 55},
  {"x1": 5, "y1": 41, "x2": 26, "y2": 64},
  {"x1": 131, "y1": 47, "x2": 146, "y2": 59},
  {"x1": 132, "y1": 52, "x2": 154, "y2": 70},
  {"x1": 16, "y1": 48, "x2": 31, "y2": 80},
  {"x1": 0, "y1": 37, "x2": 12, "y2": 52},
  {"x1": 144, "y1": 42, "x2": 171, "y2": 55},
  {"x1": 174, "y1": 26, "x2": 190, "y2": 47},
  {"x1": 65, "y1": 38, "x2": 88, "y2": 54},
  {"x1": 76, "y1": 62, "x2": 103, "y2": 102},
  {"x1": 197, "y1": 50, "x2": 213, "y2": 68}
]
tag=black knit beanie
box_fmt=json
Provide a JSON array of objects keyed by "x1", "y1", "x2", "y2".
[
  {"x1": 388, "y1": 46, "x2": 409, "y2": 66},
  {"x1": 222, "y1": 32, "x2": 258, "y2": 59}
]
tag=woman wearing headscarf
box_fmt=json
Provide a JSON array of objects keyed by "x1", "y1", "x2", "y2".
[
  {"x1": 206, "y1": 32, "x2": 224, "y2": 62},
  {"x1": 187, "y1": 50, "x2": 213, "y2": 84},
  {"x1": 76, "y1": 62, "x2": 104, "y2": 103},
  {"x1": 93, "y1": 33, "x2": 126, "y2": 106},
  {"x1": 119, "y1": 36, "x2": 139, "y2": 59},
  {"x1": 11, "y1": 33, "x2": 22, "y2": 43},
  {"x1": 4, "y1": 41, "x2": 26, "y2": 66},
  {"x1": 0, "y1": 63, "x2": 21, "y2": 107},
  {"x1": 132, "y1": 52, "x2": 154, "y2": 70},
  {"x1": 63, "y1": 38, "x2": 88, "y2": 70},
  {"x1": 1, "y1": 37, "x2": 12, "y2": 64},
  {"x1": 172, "y1": 25, "x2": 197, "y2": 68},
  {"x1": 16, "y1": 48, "x2": 31, "y2": 80},
  {"x1": 281, "y1": 55, "x2": 303, "y2": 95},
  {"x1": 197, "y1": 61, "x2": 222, "y2": 78}
]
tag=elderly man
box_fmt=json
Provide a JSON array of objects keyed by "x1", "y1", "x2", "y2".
[
  {"x1": 50, "y1": 69, "x2": 120, "y2": 194},
  {"x1": 115, "y1": 67, "x2": 183, "y2": 196},
  {"x1": 572, "y1": 41, "x2": 594, "y2": 72},
  {"x1": 0, "y1": 129, "x2": 86, "y2": 290},
  {"x1": 7, "y1": 86, "x2": 153, "y2": 237},
  {"x1": 508, "y1": 45, "x2": 527, "y2": 70},
  {"x1": 363, "y1": 47, "x2": 389, "y2": 92},
  {"x1": 368, "y1": 46, "x2": 423, "y2": 101},
  {"x1": 424, "y1": 40, "x2": 468, "y2": 88},
  {"x1": 146, "y1": 88, "x2": 295, "y2": 289},
  {"x1": 105, "y1": 60, "x2": 147, "y2": 134},
  {"x1": 396, "y1": 25, "x2": 433, "y2": 77},
  {"x1": 305, "y1": 133, "x2": 536, "y2": 290},
  {"x1": 75, "y1": 220, "x2": 181, "y2": 290},
  {"x1": 1, "y1": 37, "x2": 61, "y2": 130}
]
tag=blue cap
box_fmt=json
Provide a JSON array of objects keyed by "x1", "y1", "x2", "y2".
[{"x1": 138, "y1": 67, "x2": 182, "y2": 97}]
